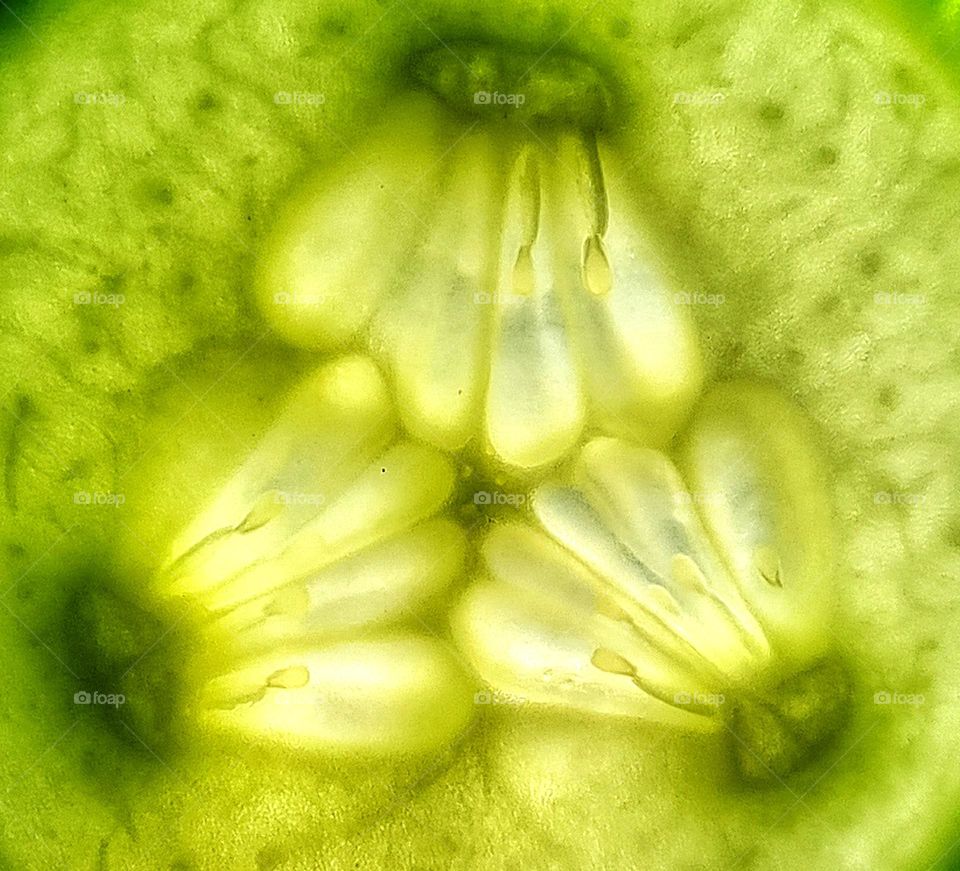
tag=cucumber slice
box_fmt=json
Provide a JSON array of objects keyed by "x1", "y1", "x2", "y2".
[{"x1": 1, "y1": 0, "x2": 959, "y2": 869}]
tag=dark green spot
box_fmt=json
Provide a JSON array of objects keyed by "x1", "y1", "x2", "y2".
[
  {"x1": 814, "y1": 145, "x2": 838, "y2": 167},
  {"x1": 194, "y1": 91, "x2": 220, "y2": 112},
  {"x1": 608, "y1": 17, "x2": 630, "y2": 40},
  {"x1": 66, "y1": 581, "x2": 195, "y2": 755},
  {"x1": 819, "y1": 293, "x2": 841, "y2": 314},
  {"x1": 783, "y1": 346, "x2": 804, "y2": 367},
  {"x1": 410, "y1": 40, "x2": 615, "y2": 129},
  {"x1": 256, "y1": 845, "x2": 286, "y2": 871},
  {"x1": 672, "y1": 17, "x2": 706, "y2": 49},
  {"x1": 758, "y1": 100, "x2": 786, "y2": 124},
  {"x1": 729, "y1": 658, "x2": 851, "y2": 784},
  {"x1": 6, "y1": 542, "x2": 25, "y2": 561},
  {"x1": 944, "y1": 520, "x2": 960, "y2": 550},
  {"x1": 859, "y1": 250, "x2": 882, "y2": 277},
  {"x1": 877, "y1": 383, "x2": 899, "y2": 410},
  {"x1": 320, "y1": 14, "x2": 350, "y2": 37},
  {"x1": 4, "y1": 393, "x2": 35, "y2": 511}
]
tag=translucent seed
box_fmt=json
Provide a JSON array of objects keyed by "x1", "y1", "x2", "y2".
[
  {"x1": 678, "y1": 382, "x2": 836, "y2": 661},
  {"x1": 160, "y1": 357, "x2": 395, "y2": 601},
  {"x1": 200, "y1": 635, "x2": 475, "y2": 754},
  {"x1": 591, "y1": 647, "x2": 636, "y2": 677},
  {"x1": 544, "y1": 134, "x2": 703, "y2": 448},
  {"x1": 254, "y1": 94, "x2": 451, "y2": 350},
  {"x1": 483, "y1": 137, "x2": 586, "y2": 469},
  {"x1": 373, "y1": 128, "x2": 501, "y2": 450},
  {"x1": 208, "y1": 519, "x2": 466, "y2": 652},
  {"x1": 581, "y1": 234, "x2": 613, "y2": 296},
  {"x1": 513, "y1": 245, "x2": 536, "y2": 296},
  {"x1": 452, "y1": 580, "x2": 718, "y2": 731},
  {"x1": 203, "y1": 442, "x2": 456, "y2": 610}
]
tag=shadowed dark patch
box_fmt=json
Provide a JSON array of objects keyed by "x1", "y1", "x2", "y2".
[
  {"x1": 814, "y1": 145, "x2": 839, "y2": 167},
  {"x1": 672, "y1": 16, "x2": 706, "y2": 49},
  {"x1": 877, "y1": 383, "x2": 899, "y2": 410},
  {"x1": 944, "y1": 520, "x2": 960, "y2": 550},
  {"x1": 729, "y1": 657, "x2": 852, "y2": 784},
  {"x1": 758, "y1": 100, "x2": 786, "y2": 124},
  {"x1": 256, "y1": 845, "x2": 286, "y2": 871},
  {"x1": 4, "y1": 393, "x2": 36, "y2": 511},
  {"x1": 819, "y1": 293, "x2": 841, "y2": 315},
  {"x1": 608, "y1": 17, "x2": 630, "y2": 40},
  {"x1": 142, "y1": 180, "x2": 175, "y2": 207},
  {"x1": 63, "y1": 577, "x2": 197, "y2": 761},
  {"x1": 858, "y1": 249, "x2": 882, "y2": 277},
  {"x1": 409, "y1": 38, "x2": 617, "y2": 129},
  {"x1": 194, "y1": 90, "x2": 220, "y2": 112}
]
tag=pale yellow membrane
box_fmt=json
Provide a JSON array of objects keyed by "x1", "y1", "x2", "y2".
[
  {"x1": 254, "y1": 94, "x2": 451, "y2": 350},
  {"x1": 547, "y1": 133, "x2": 703, "y2": 446},
  {"x1": 452, "y1": 578, "x2": 719, "y2": 731},
  {"x1": 573, "y1": 438, "x2": 771, "y2": 666},
  {"x1": 200, "y1": 635, "x2": 475, "y2": 754},
  {"x1": 531, "y1": 480, "x2": 753, "y2": 679},
  {"x1": 479, "y1": 522, "x2": 720, "y2": 688},
  {"x1": 453, "y1": 401, "x2": 832, "y2": 725},
  {"x1": 678, "y1": 383, "x2": 837, "y2": 664},
  {"x1": 376, "y1": 129, "x2": 502, "y2": 450},
  {"x1": 485, "y1": 143, "x2": 585, "y2": 469},
  {"x1": 161, "y1": 356, "x2": 395, "y2": 600},
  {"x1": 209, "y1": 519, "x2": 466, "y2": 652},
  {"x1": 201, "y1": 441, "x2": 457, "y2": 610}
]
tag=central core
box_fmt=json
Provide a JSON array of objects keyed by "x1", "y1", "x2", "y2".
[{"x1": 410, "y1": 40, "x2": 615, "y2": 129}]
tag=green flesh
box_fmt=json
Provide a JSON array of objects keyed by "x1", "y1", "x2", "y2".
[{"x1": 1, "y1": 1, "x2": 960, "y2": 869}]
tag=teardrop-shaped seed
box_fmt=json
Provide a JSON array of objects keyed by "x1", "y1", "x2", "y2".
[
  {"x1": 209, "y1": 519, "x2": 466, "y2": 652},
  {"x1": 160, "y1": 356, "x2": 395, "y2": 601},
  {"x1": 546, "y1": 132, "x2": 704, "y2": 447},
  {"x1": 254, "y1": 94, "x2": 452, "y2": 350},
  {"x1": 677, "y1": 381, "x2": 836, "y2": 663},
  {"x1": 373, "y1": 128, "x2": 502, "y2": 450},
  {"x1": 200, "y1": 635, "x2": 475, "y2": 754}
]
